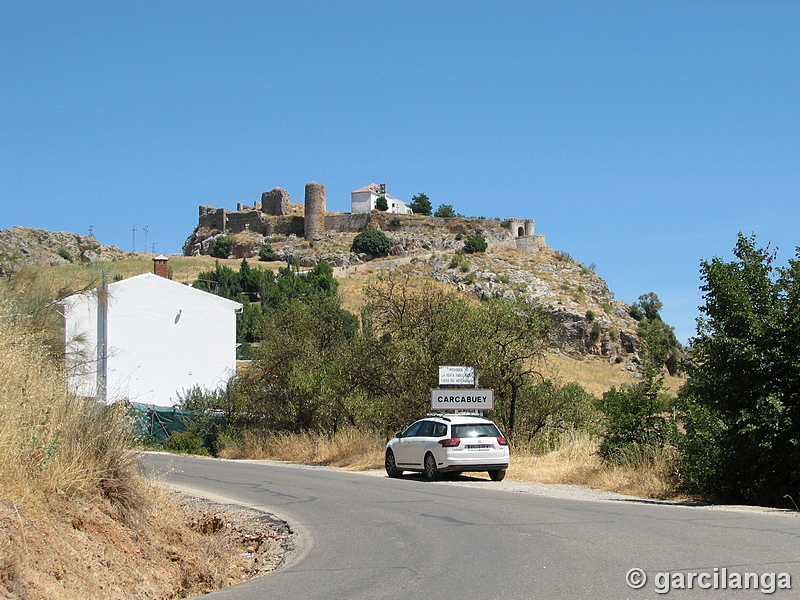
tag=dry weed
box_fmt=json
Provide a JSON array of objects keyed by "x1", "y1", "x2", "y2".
[
  {"x1": 219, "y1": 427, "x2": 385, "y2": 470},
  {"x1": 508, "y1": 430, "x2": 679, "y2": 499}
]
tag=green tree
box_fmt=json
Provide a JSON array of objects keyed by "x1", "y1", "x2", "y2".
[
  {"x1": 410, "y1": 193, "x2": 432, "y2": 216},
  {"x1": 360, "y1": 276, "x2": 553, "y2": 439},
  {"x1": 375, "y1": 196, "x2": 389, "y2": 211},
  {"x1": 210, "y1": 234, "x2": 235, "y2": 259},
  {"x1": 434, "y1": 204, "x2": 456, "y2": 218},
  {"x1": 462, "y1": 234, "x2": 487, "y2": 254},
  {"x1": 351, "y1": 229, "x2": 392, "y2": 258},
  {"x1": 679, "y1": 233, "x2": 800, "y2": 505},
  {"x1": 635, "y1": 292, "x2": 664, "y2": 321}
]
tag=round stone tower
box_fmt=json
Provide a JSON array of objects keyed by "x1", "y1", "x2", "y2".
[{"x1": 304, "y1": 182, "x2": 326, "y2": 239}]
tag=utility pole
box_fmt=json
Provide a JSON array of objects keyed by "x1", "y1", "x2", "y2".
[
  {"x1": 97, "y1": 274, "x2": 109, "y2": 404},
  {"x1": 131, "y1": 226, "x2": 137, "y2": 252},
  {"x1": 88, "y1": 225, "x2": 94, "y2": 237},
  {"x1": 143, "y1": 226, "x2": 149, "y2": 253}
]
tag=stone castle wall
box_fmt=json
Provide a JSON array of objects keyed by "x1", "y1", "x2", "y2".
[
  {"x1": 194, "y1": 185, "x2": 545, "y2": 251},
  {"x1": 515, "y1": 234, "x2": 547, "y2": 252}
]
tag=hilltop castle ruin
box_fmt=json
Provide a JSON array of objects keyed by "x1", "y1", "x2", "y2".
[{"x1": 190, "y1": 182, "x2": 546, "y2": 254}]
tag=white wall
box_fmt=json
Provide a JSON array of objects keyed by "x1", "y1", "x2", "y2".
[
  {"x1": 63, "y1": 273, "x2": 241, "y2": 407},
  {"x1": 351, "y1": 191, "x2": 374, "y2": 214},
  {"x1": 351, "y1": 190, "x2": 413, "y2": 214}
]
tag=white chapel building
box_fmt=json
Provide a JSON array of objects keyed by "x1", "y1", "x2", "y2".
[{"x1": 351, "y1": 183, "x2": 413, "y2": 215}]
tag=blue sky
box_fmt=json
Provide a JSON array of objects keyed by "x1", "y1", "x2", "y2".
[{"x1": 2, "y1": 1, "x2": 798, "y2": 344}]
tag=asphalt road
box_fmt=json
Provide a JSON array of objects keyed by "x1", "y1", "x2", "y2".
[{"x1": 143, "y1": 453, "x2": 800, "y2": 600}]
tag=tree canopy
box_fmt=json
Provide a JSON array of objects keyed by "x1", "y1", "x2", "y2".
[
  {"x1": 434, "y1": 204, "x2": 457, "y2": 218},
  {"x1": 351, "y1": 229, "x2": 392, "y2": 257},
  {"x1": 679, "y1": 233, "x2": 800, "y2": 505},
  {"x1": 462, "y1": 234, "x2": 487, "y2": 254},
  {"x1": 410, "y1": 193, "x2": 432, "y2": 216}
]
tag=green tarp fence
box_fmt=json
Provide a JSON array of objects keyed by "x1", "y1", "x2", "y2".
[{"x1": 129, "y1": 402, "x2": 195, "y2": 441}]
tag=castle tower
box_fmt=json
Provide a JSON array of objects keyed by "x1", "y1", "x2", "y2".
[
  {"x1": 524, "y1": 219, "x2": 535, "y2": 236},
  {"x1": 261, "y1": 188, "x2": 291, "y2": 216},
  {"x1": 304, "y1": 182, "x2": 326, "y2": 239}
]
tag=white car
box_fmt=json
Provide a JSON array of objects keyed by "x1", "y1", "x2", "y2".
[{"x1": 385, "y1": 414, "x2": 509, "y2": 481}]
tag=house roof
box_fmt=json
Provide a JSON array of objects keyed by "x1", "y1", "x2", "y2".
[
  {"x1": 61, "y1": 273, "x2": 243, "y2": 312},
  {"x1": 352, "y1": 183, "x2": 382, "y2": 194}
]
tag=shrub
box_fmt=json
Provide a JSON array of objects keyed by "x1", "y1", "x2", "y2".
[
  {"x1": 163, "y1": 432, "x2": 210, "y2": 456},
  {"x1": 389, "y1": 217, "x2": 400, "y2": 227},
  {"x1": 554, "y1": 251, "x2": 573, "y2": 263},
  {"x1": 629, "y1": 305, "x2": 644, "y2": 321},
  {"x1": 259, "y1": 245, "x2": 278, "y2": 261},
  {"x1": 57, "y1": 247, "x2": 73, "y2": 262},
  {"x1": 351, "y1": 229, "x2": 391, "y2": 257},
  {"x1": 211, "y1": 235, "x2": 235, "y2": 259},
  {"x1": 599, "y1": 384, "x2": 679, "y2": 462},
  {"x1": 586, "y1": 310, "x2": 596, "y2": 321},
  {"x1": 462, "y1": 234, "x2": 487, "y2": 254}
]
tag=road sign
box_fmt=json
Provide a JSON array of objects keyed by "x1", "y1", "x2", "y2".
[
  {"x1": 431, "y1": 389, "x2": 494, "y2": 411},
  {"x1": 438, "y1": 366, "x2": 475, "y2": 386}
]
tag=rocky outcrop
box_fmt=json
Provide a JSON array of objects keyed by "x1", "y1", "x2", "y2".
[
  {"x1": 0, "y1": 226, "x2": 127, "y2": 274},
  {"x1": 180, "y1": 215, "x2": 681, "y2": 368}
]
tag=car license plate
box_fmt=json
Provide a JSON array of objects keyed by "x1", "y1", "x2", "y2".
[{"x1": 466, "y1": 444, "x2": 491, "y2": 450}]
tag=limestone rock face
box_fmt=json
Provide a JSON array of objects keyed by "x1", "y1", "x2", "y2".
[{"x1": 0, "y1": 226, "x2": 125, "y2": 273}]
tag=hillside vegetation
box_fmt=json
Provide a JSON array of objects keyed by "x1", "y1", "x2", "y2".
[{"x1": 0, "y1": 225, "x2": 691, "y2": 598}]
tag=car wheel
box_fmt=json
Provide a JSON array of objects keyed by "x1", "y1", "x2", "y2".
[
  {"x1": 385, "y1": 450, "x2": 402, "y2": 478},
  {"x1": 489, "y1": 469, "x2": 506, "y2": 481},
  {"x1": 423, "y1": 453, "x2": 440, "y2": 481}
]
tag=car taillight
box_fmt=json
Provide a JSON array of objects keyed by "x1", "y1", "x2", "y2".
[
  {"x1": 438, "y1": 438, "x2": 461, "y2": 447},
  {"x1": 497, "y1": 437, "x2": 508, "y2": 446}
]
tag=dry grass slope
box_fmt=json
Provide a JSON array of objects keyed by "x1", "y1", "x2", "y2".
[{"x1": 0, "y1": 301, "x2": 286, "y2": 600}]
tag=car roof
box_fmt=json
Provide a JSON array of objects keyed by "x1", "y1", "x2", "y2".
[{"x1": 420, "y1": 414, "x2": 496, "y2": 425}]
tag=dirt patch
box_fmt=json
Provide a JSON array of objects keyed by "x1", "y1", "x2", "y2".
[{"x1": 0, "y1": 491, "x2": 293, "y2": 600}]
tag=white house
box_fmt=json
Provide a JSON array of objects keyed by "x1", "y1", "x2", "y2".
[
  {"x1": 351, "y1": 183, "x2": 414, "y2": 215},
  {"x1": 61, "y1": 259, "x2": 242, "y2": 407}
]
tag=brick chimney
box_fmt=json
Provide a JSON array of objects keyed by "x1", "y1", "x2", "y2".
[{"x1": 153, "y1": 255, "x2": 169, "y2": 278}]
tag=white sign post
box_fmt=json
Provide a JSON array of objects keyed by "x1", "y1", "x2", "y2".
[
  {"x1": 430, "y1": 389, "x2": 494, "y2": 411},
  {"x1": 438, "y1": 366, "x2": 475, "y2": 386}
]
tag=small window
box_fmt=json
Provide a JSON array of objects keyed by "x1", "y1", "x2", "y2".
[{"x1": 433, "y1": 422, "x2": 447, "y2": 437}]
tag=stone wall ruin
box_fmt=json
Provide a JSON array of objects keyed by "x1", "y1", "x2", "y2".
[{"x1": 192, "y1": 183, "x2": 545, "y2": 252}]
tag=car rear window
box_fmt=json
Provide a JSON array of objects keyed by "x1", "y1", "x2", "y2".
[{"x1": 452, "y1": 423, "x2": 502, "y2": 438}]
